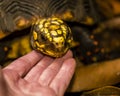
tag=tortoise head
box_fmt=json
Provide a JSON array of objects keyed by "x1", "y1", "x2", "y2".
[{"x1": 30, "y1": 17, "x2": 73, "y2": 57}]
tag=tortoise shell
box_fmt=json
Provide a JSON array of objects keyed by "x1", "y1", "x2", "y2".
[
  {"x1": 0, "y1": 0, "x2": 119, "y2": 63},
  {"x1": 0, "y1": 0, "x2": 100, "y2": 39},
  {"x1": 0, "y1": 0, "x2": 102, "y2": 57}
]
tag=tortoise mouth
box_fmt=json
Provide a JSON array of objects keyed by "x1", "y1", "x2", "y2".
[{"x1": 37, "y1": 45, "x2": 69, "y2": 58}]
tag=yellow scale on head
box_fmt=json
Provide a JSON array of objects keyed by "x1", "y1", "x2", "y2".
[
  {"x1": 31, "y1": 17, "x2": 73, "y2": 57},
  {"x1": 57, "y1": 30, "x2": 62, "y2": 35},
  {"x1": 33, "y1": 31, "x2": 38, "y2": 40},
  {"x1": 51, "y1": 31, "x2": 57, "y2": 36}
]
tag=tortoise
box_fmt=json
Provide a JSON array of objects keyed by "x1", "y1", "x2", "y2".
[
  {"x1": 0, "y1": 0, "x2": 101, "y2": 57},
  {"x1": 0, "y1": 0, "x2": 120, "y2": 94},
  {"x1": 0, "y1": 0, "x2": 120, "y2": 63}
]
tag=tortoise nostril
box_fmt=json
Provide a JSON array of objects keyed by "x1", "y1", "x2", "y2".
[
  {"x1": 56, "y1": 42, "x2": 59, "y2": 45},
  {"x1": 54, "y1": 42, "x2": 65, "y2": 48}
]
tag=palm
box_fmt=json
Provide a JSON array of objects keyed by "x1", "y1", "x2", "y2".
[{"x1": 2, "y1": 50, "x2": 75, "y2": 96}]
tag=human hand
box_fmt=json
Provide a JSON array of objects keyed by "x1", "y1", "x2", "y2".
[{"x1": 0, "y1": 50, "x2": 76, "y2": 96}]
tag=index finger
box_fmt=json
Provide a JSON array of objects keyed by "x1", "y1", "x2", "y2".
[{"x1": 3, "y1": 50, "x2": 44, "y2": 77}]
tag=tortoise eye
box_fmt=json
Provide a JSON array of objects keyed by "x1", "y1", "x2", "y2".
[{"x1": 39, "y1": 34, "x2": 47, "y2": 41}]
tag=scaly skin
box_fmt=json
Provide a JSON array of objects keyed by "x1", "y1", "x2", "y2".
[{"x1": 31, "y1": 17, "x2": 73, "y2": 57}]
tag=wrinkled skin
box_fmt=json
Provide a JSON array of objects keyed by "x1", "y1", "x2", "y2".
[{"x1": 0, "y1": 50, "x2": 76, "y2": 96}]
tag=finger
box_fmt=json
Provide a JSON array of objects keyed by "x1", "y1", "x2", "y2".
[
  {"x1": 50, "y1": 58, "x2": 76, "y2": 96},
  {"x1": 24, "y1": 56, "x2": 54, "y2": 82},
  {"x1": 3, "y1": 50, "x2": 44, "y2": 77},
  {"x1": 38, "y1": 50, "x2": 73, "y2": 86}
]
